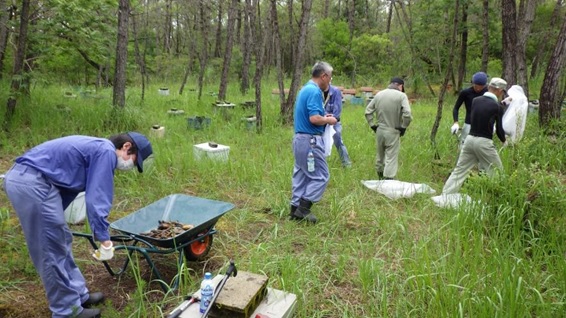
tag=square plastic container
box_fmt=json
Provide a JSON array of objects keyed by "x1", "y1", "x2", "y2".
[{"x1": 194, "y1": 142, "x2": 230, "y2": 162}]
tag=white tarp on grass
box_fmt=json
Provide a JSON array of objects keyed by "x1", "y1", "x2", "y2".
[
  {"x1": 431, "y1": 193, "x2": 473, "y2": 209},
  {"x1": 362, "y1": 180, "x2": 436, "y2": 199}
]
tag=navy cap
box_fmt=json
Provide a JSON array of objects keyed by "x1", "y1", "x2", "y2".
[
  {"x1": 472, "y1": 72, "x2": 488, "y2": 86},
  {"x1": 127, "y1": 132, "x2": 153, "y2": 173},
  {"x1": 391, "y1": 77, "x2": 405, "y2": 92}
]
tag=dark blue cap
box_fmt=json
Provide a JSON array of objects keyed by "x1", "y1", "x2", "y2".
[
  {"x1": 127, "y1": 132, "x2": 153, "y2": 173},
  {"x1": 472, "y1": 72, "x2": 488, "y2": 85}
]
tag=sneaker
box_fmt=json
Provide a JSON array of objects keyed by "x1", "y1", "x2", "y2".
[{"x1": 82, "y1": 292, "x2": 105, "y2": 308}]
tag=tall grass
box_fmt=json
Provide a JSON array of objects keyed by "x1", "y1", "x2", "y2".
[{"x1": 0, "y1": 79, "x2": 565, "y2": 317}]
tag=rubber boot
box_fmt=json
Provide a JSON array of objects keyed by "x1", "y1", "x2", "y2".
[
  {"x1": 289, "y1": 205, "x2": 298, "y2": 218},
  {"x1": 378, "y1": 171, "x2": 384, "y2": 179},
  {"x1": 292, "y1": 198, "x2": 317, "y2": 223}
]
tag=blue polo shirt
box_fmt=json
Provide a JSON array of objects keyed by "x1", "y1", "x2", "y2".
[
  {"x1": 294, "y1": 80, "x2": 325, "y2": 135},
  {"x1": 16, "y1": 135, "x2": 118, "y2": 241}
]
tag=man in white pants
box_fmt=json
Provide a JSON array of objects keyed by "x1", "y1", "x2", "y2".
[{"x1": 442, "y1": 78, "x2": 508, "y2": 194}]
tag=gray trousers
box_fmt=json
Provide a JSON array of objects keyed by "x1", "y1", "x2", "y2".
[
  {"x1": 332, "y1": 122, "x2": 351, "y2": 166},
  {"x1": 3, "y1": 164, "x2": 89, "y2": 318},
  {"x1": 375, "y1": 126, "x2": 401, "y2": 179},
  {"x1": 443, "y1": 136, "x2": 503, "y2": 194},
  {"x1": 291, "y1": 134, "x2": 330, "y2": 206}
]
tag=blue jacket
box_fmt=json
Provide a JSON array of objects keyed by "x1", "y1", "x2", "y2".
[
  {"x1": 324, "y1": 85, "x2": 343, "y2": 121},
  {"x1": 16, "y1": 135, "x2": 117, "y2": 241}
]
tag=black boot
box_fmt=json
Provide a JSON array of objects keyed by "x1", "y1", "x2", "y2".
[
  {"x1": 291, "y1": 198, "x2": 317, "y2": 223},
  {"x1": 289, "y1": 205, "x2": 298, "y2": 218},
  {"x1": 378, "y1": 171, "x2": 384, "y2": 179}
]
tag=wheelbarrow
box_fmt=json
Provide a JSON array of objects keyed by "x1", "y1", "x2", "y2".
[{"x1": 72, "y1": 194, "x2": 235, "y2": 292}]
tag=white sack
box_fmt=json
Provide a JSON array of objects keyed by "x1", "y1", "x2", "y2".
[
  {"x1": 323, "y1": 124, "x2": 336, "y2": 157},
  {"x1": 64, "y1": 192, "x2": 87, "y2": 224},
  {"x1": 502, "y1": 85, "x2": 529, "y2": 144},
  {"x1": 431, "y1": 193, "x2": 472, "y2": 209},
  {"x1": 362, "y1": 180, "x2": 436, "y2": 200}
]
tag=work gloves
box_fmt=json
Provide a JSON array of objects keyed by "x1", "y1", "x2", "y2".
[
  {"x1": 370, "y1": 125, "x2": 378, "y2": 133},
  {"x1": 92, "y1": 241, "x2": 114, "y2": 261},
  {"x1": 450, "y1": 123, "x2": 459, "y2": 134},
  {"x1": 396, "y1": 127, "x2": 406, "y2": 137}
]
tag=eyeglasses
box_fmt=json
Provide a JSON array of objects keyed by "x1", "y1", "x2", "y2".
[{"x1": 324, "y1": 73, "x2": 333, "y2": 81}]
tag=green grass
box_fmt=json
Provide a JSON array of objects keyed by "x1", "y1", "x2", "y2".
[{"x1": 1, "y1": 80, "x2": 565, "y2": 317}]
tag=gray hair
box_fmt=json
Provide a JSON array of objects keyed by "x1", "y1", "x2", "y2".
[{"x1": 311, "y1": 61, "x2": 333, "y2": 78}]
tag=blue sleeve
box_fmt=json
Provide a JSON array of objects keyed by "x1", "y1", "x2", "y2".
[
  {"x1": 332, "y1": 89, "x2": 343, "y2": 118},
  {"x1": 84, "y1": 151, "x2": 116, "y2": 242},
  {"x1": 306, "y1": 88, "x2": 324, "y2": 118}
]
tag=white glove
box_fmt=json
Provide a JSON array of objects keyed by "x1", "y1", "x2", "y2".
[
  {"x1": 92, "y1": 241, "x2": 114, "y2": 261},
  {"x1": 502, "y1": 97, "x2": 513, "y2": 106},
  {"x1": 450, "y1": 123, "x2": 459, "y2": 134}
]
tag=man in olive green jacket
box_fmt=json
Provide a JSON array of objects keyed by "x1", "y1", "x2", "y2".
[{"x1": 365, "y1": 77, "x2": 413, "y2": 180}]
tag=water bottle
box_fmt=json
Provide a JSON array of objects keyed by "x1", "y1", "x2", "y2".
[
  {"x1": 307, "y1": 149, "x2": 315, "y2": 172},
  {"x1": 199, "y1": 272, "x2": 215, "y2": 313}
]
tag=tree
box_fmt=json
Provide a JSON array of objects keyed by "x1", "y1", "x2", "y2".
[
  {"x1": 281, "y1": 0, "x2": 313, "y2": 125},
  {"x1": 515, "y1": 0, "x2": 538, "y2": 98},
  {"x1": 480, "y1": 0, "x2": 489, "y2": 72},
  {"x1": 0, "y1": 0, "x2": 14, "y2": 78},
  {"x1": 218, "y1": 0, "x2": 238, "y2": 101},
  {"x1": 430, "y1": 0, "x2": 460, "y2": 159},
  {"x1": 501, "y1": 0, "x2": 518, "y2": 84},
  {"x1": 4, "y1": 0, "x2": 30, "y2": 130},
  {"x1": 538, "y1": 12, "x2": 566, "y2": 127},
  {"x1": 113, "y1": 0, "x2": 129, "y2": 108}
]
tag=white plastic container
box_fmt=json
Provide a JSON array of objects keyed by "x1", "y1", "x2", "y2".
[
  {"x1": 149, "y1": 125, "x2": 165, "y2": 138},
  {"x1": 64, "y1": 192, "x2": 86, "y2": 224},
  {"x1": 158, "y1": 88, "x2": 170, "y2": 96},
  {"x1": 193, "y1": 142, "x2": 230, "y2": 162}
]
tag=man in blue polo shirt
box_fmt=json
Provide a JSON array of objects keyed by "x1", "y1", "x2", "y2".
[
  {"x1": 2, "y1": 132, "x2": 153, "y2": 318},
  {"x1": 290, "y1": 61, "x2": 337, "y2": 223}
]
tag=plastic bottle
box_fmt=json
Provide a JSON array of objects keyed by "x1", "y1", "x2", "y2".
[
  {"x1": 307, "y1": 149, "x2": 315, "y2": 172},
  {"x1": 199, "y1": 272, "x2": 215, "y2": 313}
]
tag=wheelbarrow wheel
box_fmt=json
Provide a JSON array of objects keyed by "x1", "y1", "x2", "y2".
[{"x1": 184, "y1": 233, "x2": 213, "y2": 261}]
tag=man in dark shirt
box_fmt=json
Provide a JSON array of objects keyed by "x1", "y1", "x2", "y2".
[
  {"x1": 451, "y1": 72, "x2": 488, "y2": 146},
  {"x1": 442, "y1": 77, "x2": 507, "y2": 194}
]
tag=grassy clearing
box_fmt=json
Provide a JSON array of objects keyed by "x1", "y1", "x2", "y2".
[{"x1": 0, "y1": 80, "x2": 565, "y2": 317}]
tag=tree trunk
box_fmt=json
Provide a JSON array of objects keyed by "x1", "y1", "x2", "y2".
[
  {"x1": 347, "y1": 0, "x2": 355, "y2": 41},
  {"x1": 132, "y1": 11, "x2": 147, "y2": 102},
  {"x1": 250, "y1": 0, "x2": 266, "y2": 132},
  {"x1": 480, "y1": 0, "x2": 489, "y2": 72},
  {"x1": 4, "y1": 0, "x2": 29, "y2": 130},
  {"x1": 501, "y1": 0, "x2": 517, "y2": 84},
  {"x1": 386, "y1": 0, "x2": 394, "y2": 33},
  {"x1": 179, "y1": 4, "x2": 198, "y2": 95},
  {"x1": 515, "y1": 0, "x2": 537, "y2": 98},
  {"x1": 0, "y1": 1, "x2": 14, "y2": 78},
  {"x1": 164, "y1": 0, "x2": 172, "y2": 54},
  {"x1": 240, "y1": 0, "x2": 252, "y2": 94},
  {"x1": 271, "y1": 0, "x2": 286, "y2": 107},
  {"x1": 323, "y1": 0, "x2": 330, "y2": 19},
  {"x1": 538, "y1": 13, "x2": 566, "y2": 127},
  {"x1": 287, "y1": 0, "x2": 293, "y2": 76},
  {"x1": 456, "y1": 1, "x2": 468, "y2": 92},
  {"x1": 530, "y1": 0, "x2": 562, "y2": 79},
  {"x1": 112, "y1": 0, "x2": 129, "y2": 108},
  {"x1": 214, "y1": 0, "x2": 223, "y2": 58},
  {"x1": 282, "y1": 0, "x2": 313, "y2": 125},
  {"x1": 197, "y1": 0, "x2": 210, "y2": 100},
  {"x1": 431, "y1": 0, "x2": 460, "y2": 160},
  {"x1": 218, "y1": 0, "x2": 238, "y2": 101}
]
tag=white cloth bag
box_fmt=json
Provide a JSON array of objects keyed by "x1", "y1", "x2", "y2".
[
  {"x1": 323, "y1": 125, "x2": 336, "y2": 157},
  {"x1": 502, "y1": 85, "x2": 529, "y2": 144}
]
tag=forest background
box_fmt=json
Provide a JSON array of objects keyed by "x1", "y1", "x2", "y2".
[{"x1": 1, "y1": 0, "x2": 566, "y2": 317}]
